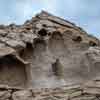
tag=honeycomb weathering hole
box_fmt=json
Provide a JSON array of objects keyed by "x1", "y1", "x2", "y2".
[
  {"x1": 72, "y1": 36, "x2": 82, "y2": 42},
  {"x1": 26, "y1": 42, "x2": 33, "y2": 49},
  {"x1": 38, "y1": 28, "x2": 48, "y2": 36},
  {"x1": 48, "y1": 31, "x2": 66, "y2": 56},
  {"x1": 51, "y1": 31, "x2": 63, "y2": 39},
  {"x1": 89, "y1": 41, "x2": 97, "y2": 47}
]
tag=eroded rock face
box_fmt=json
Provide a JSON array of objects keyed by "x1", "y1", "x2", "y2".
[{"x1": 0, "y1": 11, "x2": 100, "y2": 90}]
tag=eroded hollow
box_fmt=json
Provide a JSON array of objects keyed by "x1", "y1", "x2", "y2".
[
  {"x1": 33, "y1": 38, "x2": 47, "y2": 54},
  {"x1": 72, "y1": 36, "x2": 82, "y2": 42},
  {"x1": 0, "y1": 55, "x2": 27, "y2": 87},
  {"x1": 38, "y1": 28, "x2": 48, "y2": 36},
  {"x1": 26, "y1": 27, "x2": 31, "y2": 31},
  {"x1": 48, "y1": 31, "x2": 66, "y2": 56},
  {"x1": 89, "y1": 41, "x2": 97, "y2": 47},
  {"x1": 19, "y1": 42, "x2": 33, "y2": 60},
  {"x1": 52, "y1": 59, "x2": 64, "y2": 78}
]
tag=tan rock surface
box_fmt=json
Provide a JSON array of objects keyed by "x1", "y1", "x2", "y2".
[{"x1": 0, "y1": 11, "x2": 100, "y2": 99}]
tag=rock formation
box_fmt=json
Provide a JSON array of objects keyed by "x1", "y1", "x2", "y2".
[{"x1": 0, "y1": 11, "x2": 100, "y2": 99}]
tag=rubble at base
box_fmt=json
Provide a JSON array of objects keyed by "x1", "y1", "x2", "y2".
[{"x1": 0, "y1": 81, "x2": 100, "y2": 100}]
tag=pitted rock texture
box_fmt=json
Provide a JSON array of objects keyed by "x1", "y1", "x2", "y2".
[{"x1": 0, "y1": 11, "x2": 100, "y2": 99}]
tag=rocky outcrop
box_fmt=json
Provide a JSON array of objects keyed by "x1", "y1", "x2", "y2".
[{"x1": 0, "y1": 11, "x2": 100, "y2": 99}]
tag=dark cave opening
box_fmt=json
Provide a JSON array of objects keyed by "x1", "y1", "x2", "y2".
[
  {"x1": 38, "y1": 28, "x2": 48, "y2": 36},
  {"x1": 72, "y1": 36, "x2": 82, "y2": 42},
  {"x1": 89, "y1": 41, "x2": 97, "y2": 47},
  {"x1": 0, "y1": 55, "x2": 27, "y2": 87}
]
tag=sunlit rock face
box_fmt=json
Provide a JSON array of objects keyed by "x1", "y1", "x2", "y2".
[{"x1": 0, "y1": 11, "x2": 100, "y2": 89}]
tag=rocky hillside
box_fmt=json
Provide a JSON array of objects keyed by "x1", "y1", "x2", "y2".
[{"x1": 0, "y1": 11, "x2": 100, "y2": 100}]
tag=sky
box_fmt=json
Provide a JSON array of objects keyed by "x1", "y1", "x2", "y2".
[{"x1": 0, "y1": 0, "x2": 100, "y2": 37}]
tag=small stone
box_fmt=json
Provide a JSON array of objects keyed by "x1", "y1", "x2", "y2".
[
  {"x1": 69, "y1": 91, "x2": 82, "y2": 98},
  {"x1": 83, "y1": 87, "x2": 100, "y2": 95},
  {"x1": 12, "y1": 90, "x2": 33, "y2": 100},
  {"x1": 0, "y1": 90, "x2": 11, "y2": 100}
]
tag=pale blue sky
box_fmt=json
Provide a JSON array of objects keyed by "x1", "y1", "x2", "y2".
[{"x1": 0, "y1": 0, "x2": 100, "y2": 37}]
